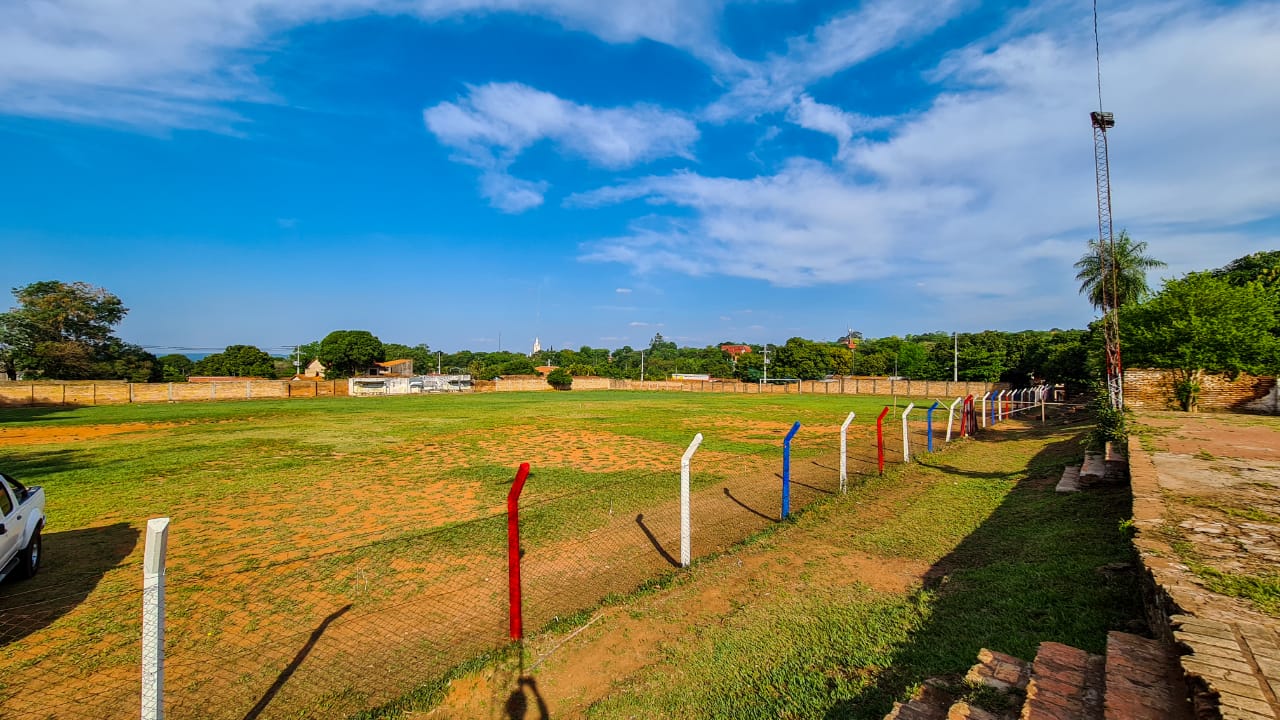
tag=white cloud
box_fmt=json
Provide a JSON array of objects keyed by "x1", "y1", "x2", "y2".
[
  {"x1": 705, "y1": 0, "x2": 971, "y2": 121},
  {"x1": 784, "y1": 94, "x2": 890, "y2": 160},
  {"x1": 0, "y1": 0, "x2": 733, "y2": 130},
  {"x1": 578, "y1": 1, "x2": 1280, "y2": 312},
  {"x1": 425, "y1": 82, "x2": 698, "y2": 211},
  {"x1": 615, "y1": 287, "x2": 632, "y2": 294}
]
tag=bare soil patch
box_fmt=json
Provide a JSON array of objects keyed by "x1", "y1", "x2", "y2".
[
  {"x1": 1138, "y1": 412, "x2": 1280, "y2": 611},
  {"x1": 0, "y1": 421, "x2": 184, "y2": 445}
]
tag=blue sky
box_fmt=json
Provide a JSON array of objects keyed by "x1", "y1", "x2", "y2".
[{"x1": 1, "y1": 0, "x2": 1277, "y2": 355}]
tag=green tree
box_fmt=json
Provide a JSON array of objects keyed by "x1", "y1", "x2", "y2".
[
  {"x1": 1123, "y1": 273, "x2": 1280, "y2": 411},
  {"x1": 318, "y1": 330, "x2": 385, "y2": 378},
  {"x1": 94, "y1": 340, "x2": 162, "y2": 382},
  {"x1": 1074, "y1": 230, "x2": 1166, "y2": 310},
  {"x1": 0, "y1": 280, "x2": 129, "y2": 379},
  {"x1": 1212, "y1": 250, "x2": 1280, "y2": 291},
  {"x1": 546, "y1": 367, "x2": 573, "y2": 390},
  {"x1": 382, "y1": 342, "x2": 434, "y2": 374},
  {"x1": 194, "y1": 345, "x2": 278, "y2": 378},
  {"x1": 159, "y1": 354, "x2": 195, "y2": 382}
]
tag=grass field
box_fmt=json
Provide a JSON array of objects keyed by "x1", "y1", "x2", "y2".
[{"x1": 0, "y1": 391, "x2": 949, "y2": 719}]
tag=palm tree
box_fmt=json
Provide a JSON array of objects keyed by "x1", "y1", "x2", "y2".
[{"x1": 1074, "y1": 230, "x2": 1166, "y2": 310}]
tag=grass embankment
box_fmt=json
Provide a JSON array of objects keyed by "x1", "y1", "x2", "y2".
[{"x1": 399, "y1": 417, "x2": 1143, "y2": 720}]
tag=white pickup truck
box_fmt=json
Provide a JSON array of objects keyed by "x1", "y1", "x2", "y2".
[{"x1": 0, "y1": 473, "x2": 44, "y2": 583}]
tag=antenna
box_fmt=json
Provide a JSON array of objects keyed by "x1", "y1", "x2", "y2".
[{"x1": 1091, "y1": 0, "x2": 1124, "y2": 410}]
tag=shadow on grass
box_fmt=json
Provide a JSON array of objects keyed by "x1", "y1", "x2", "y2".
[
  {"x1": 0, "y1": 448, "x2": 95, "y2": 480},
  {"x1": 0, "y1": 522, "x2": 139, "y2": 645},
  {"x1": 0, "y1": 405, "x2": 85, "y2": 422},
  {"x1": 824, "y1": 424, "x2": 1145, "y2": 719}
]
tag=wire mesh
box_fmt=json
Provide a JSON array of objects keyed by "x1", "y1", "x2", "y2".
[{"x1": 0, "y1": 405, "x2": 993, "y2": 719}]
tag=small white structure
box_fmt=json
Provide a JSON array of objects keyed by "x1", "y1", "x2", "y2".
[{"x1": 349, "y1": 374, "x2": 472, "y2": 396}]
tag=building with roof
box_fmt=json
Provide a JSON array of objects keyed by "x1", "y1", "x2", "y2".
[{"x1": 372, "y1": 359, "x2": 414, "y2": 377}]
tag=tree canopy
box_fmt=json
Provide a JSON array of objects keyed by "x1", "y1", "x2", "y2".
[
  {"x1": 318, "y1": 330, "x2": 385, "y2": 378},
  {"x1": 0, "y1": 280, "x2": 159, "y2": 381},
  {"x1": 1123, "y1": 272, "x2": 1279, "y2": 409},
  {"x1": 193, "y1": 345, "x2": 278, "y2": 378}
]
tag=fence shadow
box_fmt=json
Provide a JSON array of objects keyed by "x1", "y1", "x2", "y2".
[
  {"x1": 0, "y1": 522, "x2": 139, "y2": 645},
  {"x1": 823, "y1": 422, "x2": 1145, "y2": 719},
  {"x1": 722, "y1": 487, "x2": 776, "y2": 523},
  {"x1": 635, "y1": 514, "x2": 679, "y2": 568},
  {"x1": 242, "y1": 604, "x2": 353, "y2": 720}
]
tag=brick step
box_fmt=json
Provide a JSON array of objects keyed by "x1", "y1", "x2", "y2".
[
  {"x1": 1056, "y1": 466, "x2": 1082, "y2": 494},
  {"x1": 1022, "y1": 642, "x2": 1104, "y2": 720},
  {"x1": 1103, "y1": 631, "x2": 1193, "y2": 720},
  {"x1": 1103, "y1": 442, "x2": 1128, "y2": 483},
  {"x1": 885, "y1": 682, "x2": 954, "y2": 720},
  {"x1": 1079, "y1": 453, "x2": 1107, "y2": 486},
  {"x1": 967, "y1": 648, "x2": 1032, "y2": 693},
  {"x1": 948, "y1": 701, "x2": 1004, "y2": 720}
]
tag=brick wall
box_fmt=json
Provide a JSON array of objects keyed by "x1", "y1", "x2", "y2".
[
  {"x1": 0, "y1": 380, "x2": 349, "y2": 407},
  {"x1": 1123, "y1": 368, "x2": 1279, "y2": 413}
]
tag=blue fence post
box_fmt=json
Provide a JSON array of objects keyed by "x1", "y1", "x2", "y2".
[
  {"x1": 927, "y1": 401, "x2": 940, "y2": 452},
  {"x1": 989, "y1": 391, "x2": 997, "y2": 426},
  {"x1": 782, "y1": 421, "x2": 801, "y2": 519}
]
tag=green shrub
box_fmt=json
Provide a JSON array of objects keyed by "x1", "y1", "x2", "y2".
[
  {"x1": 546, "y1": 368, "x2": 573, "y2": 390},
  {"x1": 1087, "y1": 382, "x2": 1129, "y2": 449}
]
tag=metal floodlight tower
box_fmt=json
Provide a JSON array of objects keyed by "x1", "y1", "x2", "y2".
[{"x1": 1092, "y1": 111, "x2": 1123, "y2": 411}]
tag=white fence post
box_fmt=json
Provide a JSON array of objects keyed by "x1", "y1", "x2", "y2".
[
  {"x1": 946, "y1": 396, "x2": 962, "y2": 442},
  {"x1": 839, "y1": 412, "x2": 855, "y2": 494},
  {"x1": 901, "y1": 403, "x2": 915, "y2": 463},
  {"x1": 142, "y1": 517, "x2": 170, "y2": 720},
  {"x1": 680, "y1": 434, "x2": 703, "y2": 568}
]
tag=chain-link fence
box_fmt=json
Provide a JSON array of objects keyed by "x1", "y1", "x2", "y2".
[{"x1": 2, "y1": 394, "x2": 1027, "y2": 719}]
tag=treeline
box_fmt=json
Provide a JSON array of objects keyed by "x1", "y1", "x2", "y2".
[{"x1": 4, "y1": 248, "x2": 1273, "y2": 392}]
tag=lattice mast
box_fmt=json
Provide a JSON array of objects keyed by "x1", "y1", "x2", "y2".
[
  {"x1": 1093, "y1": 111, "x2": 1123, "y2": 410},
  {"x1": 1092, "y1": 1, "x2": 1123, "y2": 410}
]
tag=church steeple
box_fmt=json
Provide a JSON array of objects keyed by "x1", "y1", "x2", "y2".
[{"x1": 531, "y1": 337, "x2": 541, "y2": 356}]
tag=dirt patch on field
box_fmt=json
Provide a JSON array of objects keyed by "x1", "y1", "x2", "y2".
[{"x1": 0, "y1": 422, "x2": 184, "y2": 446}]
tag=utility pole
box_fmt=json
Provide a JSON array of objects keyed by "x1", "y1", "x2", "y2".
[
  {"x1": 762, "y1": 344, "x2": 770, "y2": 383},
  {"x1": 437, "y1": 351, "x2": 442, "y2": 375},
  {"x1": 293, "y1": 346, "x2": 301, "y2": 378},
  {"x1": 953, "y1": 332, "x2": 958, "y2": 383},
  {"x1": 640, "y1": 350, "x2": 645, "y2": 381}
]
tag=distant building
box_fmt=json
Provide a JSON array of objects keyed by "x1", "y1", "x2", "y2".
[
  {"x1": 720, "y1": 344, "x2": 752, "y2": 359},
  {"x1": 534, "y1": 365, "x2": 558, "y2": 376},
  {"x1": 372, "y1": 359, "x2": 414, "y2": 377},
  {"x1": 531, "y1": 337, "x2": 541, "y2": 356},
  {"x1": 671, "y1": 373, "x2": 711, "y2": 381},
  {"x1": 303, "y1": 359, "x2": 325, "y2": 378}
]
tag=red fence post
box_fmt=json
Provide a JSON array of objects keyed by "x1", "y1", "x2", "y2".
[
  {"x1": 876, "y1": 406, "x2": 890, "y2": 475},
  {"x1": 507, "y1": 462, "x2": 531, "y2": 641}
]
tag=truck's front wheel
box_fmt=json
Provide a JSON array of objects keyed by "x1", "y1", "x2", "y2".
[{"x1": 17, "y1": 528, "x2": 40, "y2": 579}]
